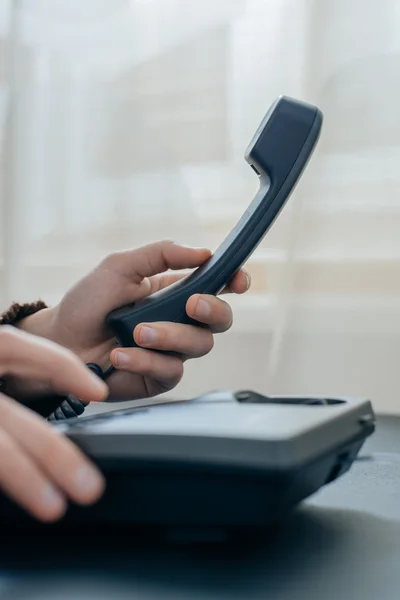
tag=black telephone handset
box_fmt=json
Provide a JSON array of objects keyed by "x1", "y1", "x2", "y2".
[{"x1": 106, "y1": 96, "x2": 323, "y2": 348}]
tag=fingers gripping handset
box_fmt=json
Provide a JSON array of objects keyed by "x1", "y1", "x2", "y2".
[{"x1": 107, "y1": 96, "x2": 323, "y2": 347}]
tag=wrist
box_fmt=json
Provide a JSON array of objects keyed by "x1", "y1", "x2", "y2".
[
  {"x1": 15, "y1": 306, "x2": 57, "y2": 339},
  {"x1": 20, "y1": 307, "x2": 112, "y2": 372}
]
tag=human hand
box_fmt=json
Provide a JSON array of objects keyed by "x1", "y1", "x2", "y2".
[
  {"x1": 18, "y1": 241, "x2": 250, "y2": 400},
  {"x1": 0, "y1": 326, "x2": 107, "y2": 521}
]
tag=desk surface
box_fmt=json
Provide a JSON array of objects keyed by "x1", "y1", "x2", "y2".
[{"x1": 1, "y1": 415, "x2": 400, "y2": 600}]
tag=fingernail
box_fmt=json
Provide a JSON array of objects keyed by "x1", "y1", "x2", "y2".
[
  {"x1": 139, "y1": 325, "x2": 157, "y2": 345},
  {"x1": 42, "y1": 483, "x2": 65, "y2": 509},
  {"x1": 76, "y1": 465, "x2": 105, "y2": 499},
  {"x1": 113, "y1": 351, "x2": 129, "y2": 366},
  {"x1": 244, "y1": 270, "x2": 251, "y2": 290},
  {"x1": 195, "y1": 298, "x2": 211, "y2": 318}
]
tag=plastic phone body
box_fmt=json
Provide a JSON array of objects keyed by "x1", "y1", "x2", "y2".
[
  {"x1": 0, "y1": 391, "x2": 374, "y2": 534},
  {"x1": 107, "y1": 96, "x2": 323, "y2": 347}
]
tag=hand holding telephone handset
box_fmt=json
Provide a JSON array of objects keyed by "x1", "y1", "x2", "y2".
[
  {"x1": 106, "y1": 96, "x2": 323, "y2": 347},
  {"x1": 47, "y1": 95, "x2": 323, "y2": 422}
]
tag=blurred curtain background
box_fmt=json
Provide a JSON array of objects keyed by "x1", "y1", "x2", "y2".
[{"x1": 1, "y1": 0, "x2": 400, "y2": 413}]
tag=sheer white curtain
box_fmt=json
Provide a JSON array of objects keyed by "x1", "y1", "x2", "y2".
[{"x1": 1, "y1": 0, "x2": 400, "y2": 413}]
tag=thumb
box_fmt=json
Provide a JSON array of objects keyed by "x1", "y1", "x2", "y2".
[{"x1": 100, "y1": 240, "x2": 211, "y2": 283}]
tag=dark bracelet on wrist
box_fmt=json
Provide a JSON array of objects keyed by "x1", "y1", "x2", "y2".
[{"x1": 0, "y1": 300, "x2": 48, "y2": 326}]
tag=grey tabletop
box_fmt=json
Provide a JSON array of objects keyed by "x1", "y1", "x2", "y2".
[{"x1": 1, "y1": 415, "x2": 400, "y2": 600}]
